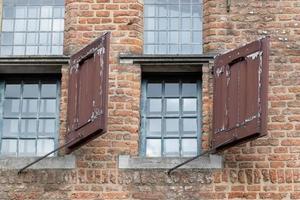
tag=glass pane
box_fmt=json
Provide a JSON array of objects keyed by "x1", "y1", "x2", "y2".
[
  {"x1": 145, "y1": 31, "x2": 155, "y2": 43},
  {"x1": 181, "y1": 4, "x2": 191, "y2": 17},
  {"x1": 183, "y1": 118, "x2": 197, "y2": 136},
  {"x1": 158, "y1": 45, "x2": 167, "y2": 54},
  {"x1": 14, "y1": 33, "x2": 26, "y2": 45},
  {"x1": 53, "y1": 7, "x2": 64, "y2": 18},
  {"x1": 5, "y1": 84, "x2": 21, "y2": 97},
  {"x1": 165, "y1": 83, "x2": 179, "y2": 97},
  {"x1": 28, "y1": 6, "x2": 40, "y2": 18},
  {"x1": 21, "y1": 119, "x2": 37, "y2": 137},
  {"x1": 52, "y1": 32, "x2": 63, "y2": 45},
  {"x1": 38, "y1": 119, "x2": 56, "y2": 136},
  {"x1": 146, "y1": 139, "x2": 161, "y2": 157},
  {"x1": 14, "y1": 20, "x2": 26, "y2": 32},
  {"x1": 192, "y1": 5, "x2": 201, "y2": 17},
  {"x1": 3, "y1": 99, "x2": 20, "y2": 116},
  {"x1": 38, "y1": 46, "x2": 51, "y2": 55},
  {"x1": 193, "y1": 18, "x2": 202, "y2": 30},
  {"x1": 15, "y1": 6, "x2": 27, "y2": 18},
  {"x1": 158, "y1": 5, "x2": 168, "y2": 17},
  {"x1": 182, "y1": 139, "x2": 197, "y2": 157},
  {"x1": 1, "y1": 139, "x2": 17, "y2": 156},
  {"x1": 26, "y1": 46, "x2": 38, "y2": 55},
  {"x1": 41, "y1": 84, "x2": 57, "y2": 98},
  {"x1": 22, "y1": 99, "x2": 38, "y2": 116},
  {"x1": 13, "y1": 46, "x2": 25, "y2": 55},
  {"x1": 23, "y1": 84, "x2": 39, "y2": 98},
  {"x1": 181, "y1": 44, "x2": 192, "y2": 54},
  {"x1": 145, "y1": 18, "x2": 155, "y2": 30},
  {"x1": 183, "y1": 98, "x2": 197, "y2": 114},
  {"x1": 148, "y1": 99, "x2": 161, "y2": 115},
  {"x1": 145, "y1": 5, "x2": 155, "y2": 17},
  {"x1": 1, "y1": 33, "x2": 14, "y2": 45},
  {"x1": 170, "y1": 5, "x2": 179, "y2": 17},
  {"x1": 27, "y1": 19, "x2": 39, "y2": 31},
  {"x1": 192, "y1": 31, "x2": 201, "y2": 43},
  {"x1": 3, "y1": 119, "x2": 19, "y2": 137},
  {"x1": 19, "y1": 140, "x2": 36, "y2": 156},
  {"x1": 27, "y1": 33, "x2": 39, "y2": 44},
  {"x1": 1, "y1": 46, "x2": 13, "y2": 55},
  {"x1": 182, "y1": 83, "x2": 197, "y2": 97},
  {"x1": 182, "y1": 18, "x2": 191, "y2": 30},
  {"x1": 2, "y1": 20, "x2": 14, "y2": 32},
  {"x1": 39, "y1": 32, "x2": 52, "y2": 44},
  {"x1": 40, "y1": 19, "x2": 52, "y2": 31},
  {"x1": 158, "y1": 32, "x2": 167, "y2": 44},
  {"x1": 147, "y1": 83, "x2": 162, "y2": 97},
  {"x1": 51, "y1": 46, "x2": 63, "y2": 54},
  {"x1": 169, "y1": 32, "x2": 178, "y2": 44},
  {"x1": 164, "y1": 139, "x2": 179, "y2": 157},
  {"x1": 158, "y1": 18, "x2": 168, "y2": 30},
  {"x1": 165, "y1": 118, "x2": 179, "y2": 136},
  {"x1": 169, "y1": 45, "x2": 178, "y2": 54},
  {"x1": 144, "y1": 45, "x2": 155, "y2": 54},
  {"x1": 37, "y1": 139, "x2": 54, "y2": 156},
  {"x1": 166, "y1": 98, "x2": 179, "y2": 115},
  {"x1": 169, "y1": 18, "x2": 179, "y2": 30},
  {"x1": 181, "y1": 31, "x2": 190, "y2": 43},
  {"x1": 147, "y1": 118, "x2": 161, "y2": 136},
  {"x1": 3, "y1": 6, "x2": 14, "y2": 18},
  {"x1": 40, "y1": 99, "x2": 56, "y2": 116},
  {"x1": 53, "y1": 19, "x2": 64, "y2": 31},
  {"x1": 41, "y1": 6, "x2": 53, "y2": 18}
]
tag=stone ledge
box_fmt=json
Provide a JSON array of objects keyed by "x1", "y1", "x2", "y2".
[
  {"x1": 118, "y1": 154, "x2": 223, "y2": 169},
  {"x1": 0, "y1": 155, "x2": 76, "y2": 170}
]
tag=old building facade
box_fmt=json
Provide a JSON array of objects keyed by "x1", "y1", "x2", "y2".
[{"x1": 0, "y1": 0, "x2": 299, "y2": 199}]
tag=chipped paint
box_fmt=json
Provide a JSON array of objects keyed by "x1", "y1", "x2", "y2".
[{"x1": 246, "y1": 51, "x2": 262, "y2": 60}]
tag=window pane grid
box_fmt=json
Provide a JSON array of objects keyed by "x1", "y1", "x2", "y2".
[
  {"x1": 0, "y1": 80, "x2": 59, "y2": 156},
  {"x1": 144, "y1": 0, "x2": 203, "y2": 54},
  {"x1": 0, "y1": 0, "x2": 64, "y2": 56},
  {"x1": 142, "y1": 78, "x2": 201, "y2": 157}
]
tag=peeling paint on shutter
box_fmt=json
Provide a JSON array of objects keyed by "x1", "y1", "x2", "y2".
[
  {"x1": 66, "y1": 32, "x2": 110, "y2": 153},
  {"x1": 212, "y1": 37, "x2": 269, "y2": 150}
]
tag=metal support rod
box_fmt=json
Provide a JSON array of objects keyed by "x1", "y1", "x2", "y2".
[{"x1": 17, "y1": 136, "x2": 80, "y2": 174}]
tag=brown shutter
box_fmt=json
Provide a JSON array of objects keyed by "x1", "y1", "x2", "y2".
[
  {"x1": 66, "y1": 32, "x2": 110, "y2": 153},
  {"x1": 212, "y1": 37, "x2": 269, "y2": 150}
]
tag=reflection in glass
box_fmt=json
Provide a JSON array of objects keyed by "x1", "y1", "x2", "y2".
[
  {"x1": 183, "y1": 118, "x2": 197, "y2": 136},
  {"x1": 22, "y1": 99, "x2": 38, "y2": 116},
  {"x1": 182, "y1": 83, "x2": 197, "y2": 96},
  {"x1": 41, "y1": 84, "x2": 57, "y2": 98},
  {"x1": 39, "y1": 119, "x2": 56, "y2": 136},
  {"x1": 148, "y1": 99, "x2": 161, "y2": 115},
  {"x1": 1, "y1": 139, "x2": 17, "y2": 156},
  {"x1": 165, "y1": 118, "x2": 179, "y2": 136},
  {"x1": 19, "y1": 139, "x2": 36, "y2": 156},
  {"x1": 146, "y1": 139, "x2": 161, "y2": 157},
  {"x1": 3, "y1": 119, "x2": 19, "y2": 137},
  {"x1": 164, "y1": 139, "x2": 179, "y2": 157},
  {"x1": 147, "y1": 118, "x2": 161, "y2": 136},
  {"x1": 182, "y1": 139, "x2": 197, "y2": 157},
  {"x1": 37, "y1": 139, "x2": 54, "y2": 156},
  {"x1": 183, "y1": 98, "x2": 197, "y2": 113},
  {"x1": 23, "y1": 84, "x2": 39, "y2": 97},
  {"x1": 21, "y1": 119, "x2": 37, "y2": 137},
  {"x1": 166, "y1": 99, "x2": 179, "y2": 114},
  {"x1": 5, "y1": 84, "x2": 21, "y2": 97},
  {"x1": 147, "y1": 83, "x2": 162, "y2": 97},
  {"x1": 165, "y1": 83, "x2": 179, "y2": 97},
  {"x1": 40, "y1": 99, "x2": 56, "y2": 116},
  {"x1": 4, "y1": 99, "x2": 20, "y2": 116}
]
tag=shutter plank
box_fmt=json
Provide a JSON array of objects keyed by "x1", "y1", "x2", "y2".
[{"x1": 212, "y1": 37, "x2": 269, "y2": 150}]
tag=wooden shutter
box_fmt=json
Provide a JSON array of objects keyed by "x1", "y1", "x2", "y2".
[
  {"x1": 212, "y1": 37, "x2": 269, "y2": 150},
  {"x1": 66, "y1": 32, "x2": 110, "y2": 153}
]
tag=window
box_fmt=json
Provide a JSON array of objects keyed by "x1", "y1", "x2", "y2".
[
  {"x1": 144, "y1": 0, "x2": 203, "y2": 54},
  {"x1": 0, "y1": 77, "x2": 60, "y2": 156},
  {"x1": 141, "y1": 75, "x2": 201, "y2": 157},
  {"x1": 0, "y1": 0, "x2": 64, "y2": 56}
]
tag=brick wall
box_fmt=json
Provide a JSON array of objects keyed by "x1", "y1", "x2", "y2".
[{"x1": 1, "y1": 0, "x2": 300, "y2": 199}]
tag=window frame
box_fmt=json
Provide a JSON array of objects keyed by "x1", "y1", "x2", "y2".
[
  {"x1": 140, "y1": 73, "x2": 202, "y2": 157},
  {"x1": 0, "y1": 74, "x2": 61, "y2": 157}
]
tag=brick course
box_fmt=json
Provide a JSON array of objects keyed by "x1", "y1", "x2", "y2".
[{"x1": 0, "y1": 0, "x2": 300, "y2": 199}]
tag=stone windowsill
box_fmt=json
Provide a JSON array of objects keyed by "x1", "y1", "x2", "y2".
[
  {"x1": 0, "y1": 155, "x2": 76, "y2": 170},
  {"x1": 118, "y1": 154, "x2": 223, "y2": 169}
]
